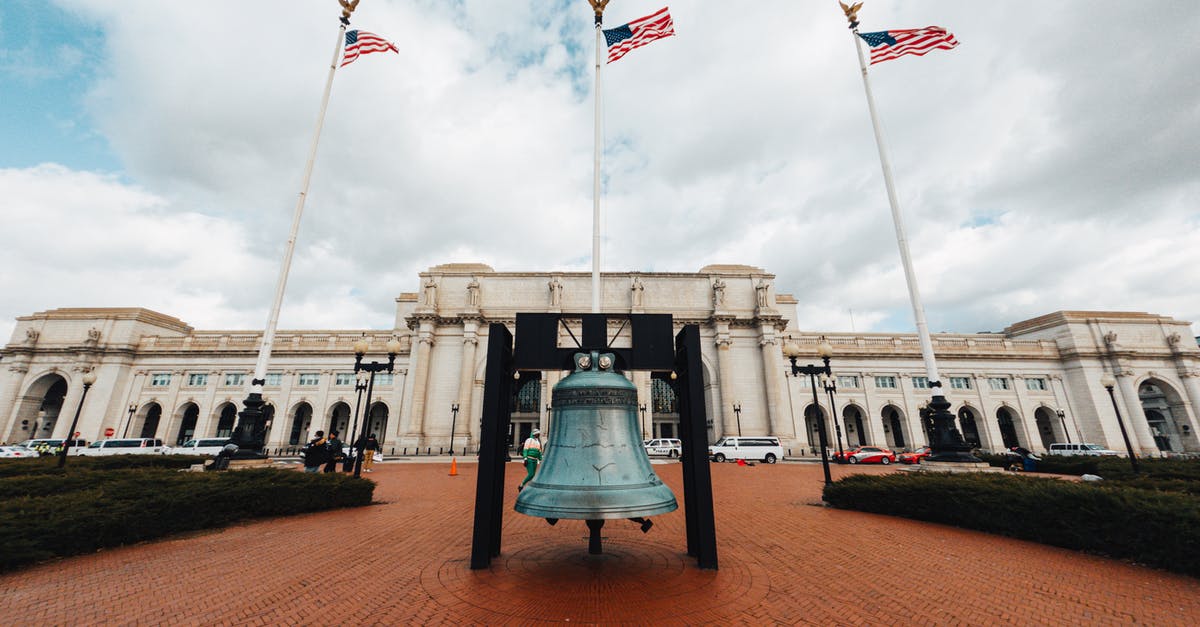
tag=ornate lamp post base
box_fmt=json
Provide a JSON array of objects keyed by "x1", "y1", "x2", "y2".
[
  {"x1": 925, "y1": 394, "x2": 982, "y2": 463},
  {"x1": 230, "y1": 392, "x2": 270, "y2": 460}
]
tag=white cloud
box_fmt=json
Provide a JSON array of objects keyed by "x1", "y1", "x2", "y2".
[{"x1": 1, "y1": 0, "x2": 1196, "y2": 339}]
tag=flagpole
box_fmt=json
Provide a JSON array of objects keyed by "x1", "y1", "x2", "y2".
[
  {"x1": 591, "y1": 9, "x2": 604, "y2": 314},
  {"x1": 234, "y1": 10, "x2": 353, "y2": 457},
  {"x1": 845, "y1": 12, "x2": 976, "y2": 462}
]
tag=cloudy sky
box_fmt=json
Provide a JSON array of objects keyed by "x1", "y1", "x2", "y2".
[{"x1": 2, "y1": 0, "x2": 1197, "y2": 344}]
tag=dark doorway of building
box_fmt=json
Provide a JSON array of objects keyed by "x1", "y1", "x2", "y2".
[
  {"x1": 997, "y1": 407, "x2": 1021, "y2": 449},
  {"x1": 141, "y1": 404, "x2": 162, "y2": 439}
]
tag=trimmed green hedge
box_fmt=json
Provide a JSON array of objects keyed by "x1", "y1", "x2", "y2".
[
  {"x1": 823, "y1": 472, "x2": 1200, "y2": 577},
  {"x1": 0, "y1": 455, "x2": 211, "y2": 477},
  {"x1": 0, "y1": 468, "x2": 374, "y2": 572}
]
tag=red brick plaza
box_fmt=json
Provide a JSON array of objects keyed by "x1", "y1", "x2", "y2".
[{"x1": 3, "y1": 462, "x2": 1198, "y2": 625}]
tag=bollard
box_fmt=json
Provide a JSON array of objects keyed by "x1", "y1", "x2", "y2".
[
  {"x1": 439, "y1": 447, "x2": 443, "y2": 455},
  {"x1": 402, "y1": 447, "x2": 407, "y2": 456},
  {"x1": 390, "y1": 447, "x2": 395, "y2": 456},
  {"x1": 426, "y1": 447, "x2": 431, "y2": 455}
]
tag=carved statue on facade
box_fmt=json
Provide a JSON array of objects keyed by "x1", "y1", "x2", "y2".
[
  {"x1": 86, "y1": 327, "x2": 102, "y2": 343},
  {"x1": 548, "y1": 276, "x2": 564, "y2": 307},
  {"x1": 712, "y1": 278, "x2": 726, "y2": 307},
  {"x1": 25, "y1": 329, "x2": 40, "y2": 344},
  {"x1": 423, "y1": 277, "x2": 438, "y2": 306},
  {"x1": 755, "y1": 279, "x2": 770, "y2": 308},
  {"x1": 467, "y1": 277, "x2": 480, "y2": 307},
  {"x1": 631, "y1": 275, "x2": 644, "y2": 307}
]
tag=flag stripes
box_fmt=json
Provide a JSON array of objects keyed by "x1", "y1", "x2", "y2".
[
  {"x1": 859, "y1": 27, "x2": 958, "y2": 65},
  {"x1": 603, "y1": 6, "x2": 675, "y2": 63},
  {"x1": 341, "y1": 30, "x2": 398, "y2": 67}
]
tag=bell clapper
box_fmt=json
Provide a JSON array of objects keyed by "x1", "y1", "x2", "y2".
[{"x1": 628, "y1": 517, "x2": 653, "y2": 533}]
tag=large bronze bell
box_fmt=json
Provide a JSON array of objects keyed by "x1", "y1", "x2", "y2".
[{"x1": 515, "y1": 351, "x2": 677, "y2": 553}]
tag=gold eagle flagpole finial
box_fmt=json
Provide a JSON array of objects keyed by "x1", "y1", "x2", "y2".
[
  {"x1": 839, "y1": 1, "x2": 863, "y2": 30},
  {"x1": 339, "y1": 0, "x2": 360, "y2": 25},
  {"x1": 587, "y1": 0, "x2": 611, "y2": 25}
]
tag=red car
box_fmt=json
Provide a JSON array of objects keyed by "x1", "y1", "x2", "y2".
[
  {"x1": 830, "y1": 448, "x2": 857, "y2": 463},
  {"x1": 898, "y1": 447, "x2": 932, "y2": 464},
  {"x1": 847, "y1": 446, "x2": 896, "y2": 465}
]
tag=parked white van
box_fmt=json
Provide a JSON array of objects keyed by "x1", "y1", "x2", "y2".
[
  {"x1": 168, "y1": 438, "x2": 232, "y2": 456},
  {"x1": 1047, "y1": 443, "x2": 1119, "y2": 456},
  {"x1": 708, "y1": 436, "x2": 784, "y2": 464},
  {"x1": 75, "y1": 438, "x2": 167, "y2": 456}
]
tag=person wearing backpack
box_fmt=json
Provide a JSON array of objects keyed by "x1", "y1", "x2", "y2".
[
  {"x1": 323, "y1": 430, "x2": 346, "y2": 473},
  {"x1": 302, "y1": 430, "x2": 328, "y2": 473}
]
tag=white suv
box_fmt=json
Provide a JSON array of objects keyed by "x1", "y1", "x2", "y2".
[
  {"x1": 1047, "y1": 443, "x2": 1119, "y2": 456},
  {"x1": 644, "y1": 438, "x2": 682, "y2": 458},
  {"x1": 169, "y1": 438, "x2": 232, "y2": 456},
  {"x1": 708, "y1": 436, "x2": 784, "y2": 464}
]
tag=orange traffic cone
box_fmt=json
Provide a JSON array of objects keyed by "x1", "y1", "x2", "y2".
[{"x1": 449, "y1": 457, "x2": 458, "y2": 476}]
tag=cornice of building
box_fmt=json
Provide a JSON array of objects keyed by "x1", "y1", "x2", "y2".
[{"x1": 1004, "y1": 310, "x2": 1186, "y2": 336}]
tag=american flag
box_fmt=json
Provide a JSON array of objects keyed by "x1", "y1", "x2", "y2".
[
  {"x1": 602, "y1": 7, "x2": 675, "y2": 64},
  {"x1": 858, "y1": 27, "x2": 958, "y2": 65},
  {"x1": 341, "y1": 30, "x2": 398, "y2": 67}
]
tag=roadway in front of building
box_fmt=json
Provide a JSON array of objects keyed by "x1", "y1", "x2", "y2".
[{"x1": 2, "y1": 463, "x2": 1196, "y2": 624}]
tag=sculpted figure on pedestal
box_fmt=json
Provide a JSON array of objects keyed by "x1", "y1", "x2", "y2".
[
  {"x1": 467, "y1": 277, "x2": 480, "y2": 307},
  {"x1": 548, "y1": 276, "x2": 564, "y2": 307},
  {"x1": 423, "y1": 277, "x2": 438, "y2": 306},
  {"x1": 712, "y1": 278, "x2": 726, "y2": 307},
  {"x1": 631, "y1": 275, "x2": 644, "y2": 307}
]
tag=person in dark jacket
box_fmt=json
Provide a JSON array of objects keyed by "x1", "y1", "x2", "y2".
[
  {"x1": 323, "y1": 430, "x2": 346, "y2": 473},
  {"x1": 361, "y1": 433, "x2": 380, "y2": 473},
  {"x1": 302, "y1": 430, "x2": 328, "y2": 473}
]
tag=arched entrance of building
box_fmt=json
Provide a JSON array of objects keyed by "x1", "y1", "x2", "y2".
[
  {"x1": 882, "y1": 405, "x2": 906, "y2": 449},
  {"x1": 510, "y1": 374, "x2": 542, "y2": 451},
  {"x1": 843, "y1": 404, "x2": 867, "y2": 447},
  {"x1": 288, "y1": 402, "x2": 313, "y2": 445},
  {"x1": 1033, "y1": 407, "x2": 1064, "y2": 450},
  {"x1": 213, "y1": 403, "x2": 237, "y2": 438},
  {"x1": 957, "y1": 406, "x2": 985, "y2": 450},
  {"x1": 328, "y1": 402, "x2": 351, "y2": 438},
  {"x1": 996, "y1": 406, "x2": 1022, "y2": 449},
  {"x1": 1138, "y1": 379, "x2": 1188, "y2": 453},
  {"x1": 365, "y1": 402, "x2": 388, "y2": 443},
  {"x1": 804, "y1": 404, "x2": 831, "y2": 454},
  {"x1": 651, "y1": 378, "x2": 680, "y2": 439},
  {"x1": 140, "y1": 403, "x2": 163, "y2": 439},
  {"x1": 173, "y1": 403, "x2": 200, "y2": 445},
  {"x1": 13, "y1": 373, "x2": 69, "y2": 441}
]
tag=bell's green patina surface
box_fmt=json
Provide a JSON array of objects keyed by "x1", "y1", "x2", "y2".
[{"x1": 514, "y1": 351, "x2": 678, "y2": 520}]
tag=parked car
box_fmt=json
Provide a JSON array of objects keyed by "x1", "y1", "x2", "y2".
[
  {"x1": 168, "y1": 438, "x2": 233, "y2": 456},
  {"x1": 74, "y1": 438, "x2": 167, "y2": 456},
  {"x1": 708, "y1": 436, "x2": 784, "y2": 464},
  {"x1": 644, "y1": 438, "x2": 682, "y2": 458},
  {"x1": 847, "y1": 446, "x2": 896, "y2": 465},
  {"x1": 1047, "y1": 443, "x2": 1119, "y2": 457},
  {"x1": 0, "y1": 445, "x2": 40, "y2": 458},
  {"x1": 17, "y1": 438, "x2": 89, "y2": 455},
  {"x1": 898, "y1": 447, "x2": 932, "y2": 464},
  {"x1": 830, "y1": 448, "x2": 857, "y2": 463}
]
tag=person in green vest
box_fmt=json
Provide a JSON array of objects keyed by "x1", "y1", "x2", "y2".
[{"x1": 518, "y1": 428, "x2": 542, "y2": 492}]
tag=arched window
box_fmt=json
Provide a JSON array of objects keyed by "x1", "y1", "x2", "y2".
[
  {"x1": 652, "y1": 379, "x2": 677, "y2": 414},
  {"x1": 515, "y1": 379, "x2": 541, "y2": 413}
]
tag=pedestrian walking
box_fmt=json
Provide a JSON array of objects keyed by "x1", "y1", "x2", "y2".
[
  {"x1": 519, "y1": 428, "x2": 542, "y2": 492},
  {"x1": 360, "y1": 433, "x2": 380, "y2": 473},
  {"x1": 324, "y1": 430, "x2": 346, "y2": 473},
  {"x1": 302, "y1": 430, "x2": 328, "y2": 474}
]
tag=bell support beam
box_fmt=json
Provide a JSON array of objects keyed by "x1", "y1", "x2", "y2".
[
  {"x1": 470, "y1": 323, "x2": 515, "y2": 569},
  {"x1": 674, "y1": 324, "x2": 719, "y2": 569}
]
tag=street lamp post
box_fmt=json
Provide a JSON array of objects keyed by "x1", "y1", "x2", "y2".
[
  {"x1": 345, "y1": 372, "x2": 369, "y2": 467},
  {"x1": 1055, "y1": 408, "x2": 1071, "y2": 444},
  {"x1": 1100, "y1": 374, "x2": 1140, "y2": 473},
  {"x1": 783, "y1": 339, "x2": 835, "y2": 485},
  {"x1": 122, "y1": 404, "x2": 137, "y2": 438},
  {"x1": 58, "y1": 371, "x2": 97, "y2": 468},
  {"x1": 449, "y1": 403, "x2": 460, "y2": 455},
  {"x1": 351, "y1": 338, "x2": 401, "y2": 478},
  {"x1": 732, "y1": 402, "x2": 742, "y2": 437},
  {"x1": 820, "y1": 373, "x2": 845, "y2": 463},
  {"x1": 638, "y1": 404, "x2": 647, "y2": 440}
]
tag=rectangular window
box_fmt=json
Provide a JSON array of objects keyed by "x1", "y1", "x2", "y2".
[
  {"x1": 264, "y1": 372, "x2": 282, "y2": 387},
  {"x1": 988, "y1": 377, "x2": 1011, "y2": 391},
  {"x1": 297, "y1": 373, "x2": 320, "y2": 386},
  {"x1": 874, "y1": 376, "x2": 897, "y2": 389},
  {"x1": 374, "y1": 373, "x2": 394, "y2": 386},
  {"x1": 950, "y1": 377, "x2": 973, "y2": 390},
  {"x1": 836, "y1": 375, "x2": 860, "y2": 389},
  {"x1": 186, "y1": 373, "x2": 208, "y2": 387},
  {"x1": 150, "y1": 373, "x2": 171, "y2": 387},
  {"x1": 912, "y1": 376, "x2": 929, "y2": 389},
  {"x1": 1025, "y1": 377, "x2": 1048, "y2": 391},
  {"x1": 335, "y1": 373, "x2": 356, "y2": 386},
  {"x1": 224, "y1": 373, "x2": 245, "y2": 387}
]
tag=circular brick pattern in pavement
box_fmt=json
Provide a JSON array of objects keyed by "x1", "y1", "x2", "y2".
[{"x1": 422, "y1": 530, "x2": 769, "y2": 623}]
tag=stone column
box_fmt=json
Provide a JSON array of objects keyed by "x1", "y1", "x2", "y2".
[
  {"x1": 455, "y1": 320, "x2": 480, "y2": 448},
  {"x1": 757, "y1": 329, "x2": 786, "y2": 438},
  {"x1": 1114, "y1": 368, "x2": 1156, "y2": 455},
  {"x1": 0, "y1": 361, "x2": 30, "y2": 441},
  {"x1": 1177, "y1": 371, "x2": 1200, "y2": 452},
  {"x1": 406, "y1": 321, "x2": 436, "y2": 440},
  {"x1": 1011, "y1": 376, "x2": 1042, "y2": 451},
  {"x1": 713, "y1": 323, "x2": 736, "y2": 439}
]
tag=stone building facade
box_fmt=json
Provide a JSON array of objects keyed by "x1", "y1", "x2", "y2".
[{"x1": 2, "y1": 263, "x2": 1198, "y2": 457}]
